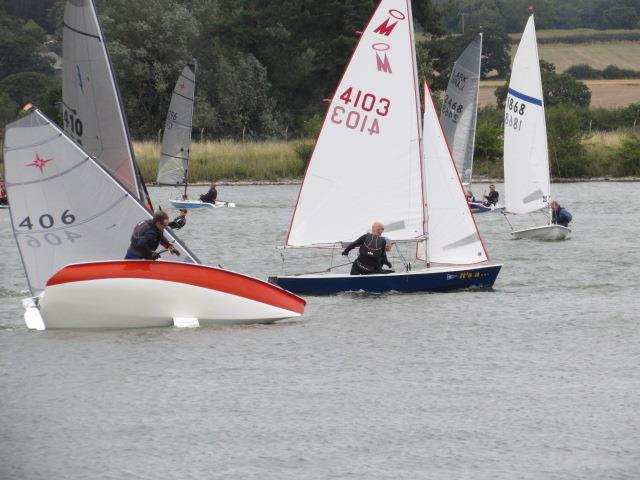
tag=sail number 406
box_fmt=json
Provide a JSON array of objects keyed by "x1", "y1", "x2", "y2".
[{"x1": 19, "y1": 210, "x2": 76, "y2": 230}]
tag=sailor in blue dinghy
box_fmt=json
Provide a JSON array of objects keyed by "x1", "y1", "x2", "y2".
[{"x1": 341, "y1": 222, "x2": 394, "y2": 275}]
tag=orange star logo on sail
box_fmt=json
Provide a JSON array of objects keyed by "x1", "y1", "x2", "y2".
[{"x1": 26, "y1": 153, "x2": 52, "y2": 173}]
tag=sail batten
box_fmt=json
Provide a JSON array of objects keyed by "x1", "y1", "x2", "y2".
[
  {"x1": 286, "y1": 0, "x2": 424, "y2": 248},
  {"x1": 503, "y1": 15, "x2": 550, "y2": 215},
  {"x1": 157, "y1": 65, "x2": 196, "y2": 186},
  {"x1": 440, "y1": 34, "x2": 482, "y2": 186}
]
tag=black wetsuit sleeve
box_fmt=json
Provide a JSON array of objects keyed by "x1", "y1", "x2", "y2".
[
  {"x1": 343, "y1": 234, "x2": 366, "y2": 254},
  {"x1": 135, "y1": 228, "x2": 158, "y2": 259}
]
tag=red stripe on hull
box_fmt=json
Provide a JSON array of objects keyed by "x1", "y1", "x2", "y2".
[{"x1": 47, "y1": 261, "x2": 306, "y2": 315}]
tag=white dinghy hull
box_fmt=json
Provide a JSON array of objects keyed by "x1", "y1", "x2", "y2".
[
  {"x1": 511, "y1": 224, "x2": 570, "y2": 241},
  {"x1": 36, "y1": 261, "x2": 305, "y2": 329},
  {"x1": 169, "y1": 199, "x2": 235, "y2": 209}
]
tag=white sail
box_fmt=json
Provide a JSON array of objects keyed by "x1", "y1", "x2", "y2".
[
  {"x1": 440, "y1": 33, "x2": 482, "y2": 185},
  {"x1": 286, "y1": 0, "x2": 424, "y2": 247},
  {"x1": 421, "y1": 82, "x2": 487, "y2": 264},
  {"x1": 3, "y1": 110, "x2": 198, "y2": 296},
  {"x1": 62, "y1": 0, "x2": 145, "y2": 203},
  {"x1": 157, "y1": 65, "x2": 196, "y2": 185},
  {"x1": 503, "y1": 16, "x2": 550, "y2": 214}
]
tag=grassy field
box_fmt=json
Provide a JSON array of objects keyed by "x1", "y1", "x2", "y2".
[
  {"x1": 134, "y1": 139, "x2": 311, "y2": 182},
  {"x1": 478, "y1": 79, "x2": 640, "y2": 107},
  {"x1": 509, "y1": 28, "x2": 640, "y2": 41},
  {"x1": 525, "y1": 42, "x2": 640, "y2": 72}
]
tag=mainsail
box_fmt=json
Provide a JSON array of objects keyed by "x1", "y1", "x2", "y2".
[
  {"x1": 286, "y1": 0, "x2": 424, "y2": 247},
  {"x1": 62, "y1": 0, "x2": 150, "y2": 206},
  {"x1": 3, "y1": 110, "x2": 198, "y2": 296},
  {"x1": 157, "y1": 65, "x2": 196, "y2": 186},
  {"x1": 440, "y1": 33, "x2": 482, "y2": 185},
  {"x1": 421, "y1": 82, "x2": 488, "y2": 264},
  {"x1": 503, "y1": 15, "x2": 550, "y2": 215}
]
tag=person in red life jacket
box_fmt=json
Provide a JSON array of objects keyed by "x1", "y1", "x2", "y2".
[
  {"x1": 0, "y1": 182, "x2": 7, "y2": 206},
  {"x1": 550, "y1": 201, "x2": 572, "y2": 227},
  {"x1": 125, "y1": 211, "x2": 179, "y2": 260},
  {"x1": 168, "y1": 209, "x2": 188, "y2": 230},
  {"x1": 200, "y1": 181, "x2": 217, "y2": 204},
  {"x1": 342, "y1": 221, "x2": 393, "y2": 275}
]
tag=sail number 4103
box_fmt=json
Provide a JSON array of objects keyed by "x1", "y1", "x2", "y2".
[{"x1": 330, "y1": 87, "x2": 391, "y2": 136}]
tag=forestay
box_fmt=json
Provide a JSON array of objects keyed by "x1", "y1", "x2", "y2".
[
  {"x1": 440, "y1": 34, "x2": 482, "y2": 186},
  {"x1": 420, "y1": 83, "x2": 487, "y2": 264},
  {"x1": 62, "y1": 0, "x2": 146, "y2": 203},
  {"x1": 157, "y1": 65, "x2": 196, "y2": 185},
  {"x1": 3, "y1": 110, "x2": 198, "y2": 296},
  {"x1": 503, "y1": 15, "x2": 550, "y2": 215},
  {"x1": 286, "y1": 0, "x2": 424, "y2": 247}
]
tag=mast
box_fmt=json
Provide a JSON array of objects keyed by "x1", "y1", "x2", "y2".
[{"x1": 184, "y1": 59, "x2": 197, "y2": 199}]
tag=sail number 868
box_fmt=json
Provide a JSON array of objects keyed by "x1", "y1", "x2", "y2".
[{"x1": 507, "y1": 97, "x2": 526, "y2": 116}]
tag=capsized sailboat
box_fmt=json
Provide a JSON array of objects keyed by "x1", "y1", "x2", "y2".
[
  {"x1": 269, "y1": 0, "x2": 500, "y2": 295},
  {"x1": 503, "y1": 15, "x2": 570, "y2": 240},
  {"x1": 4, "y1": 110, "x2": 305, "y2": 329},
  {"x1": 157, "y1": 64, "x2": 235, "y2": 209},
  {"x1": 62, "y1": 0, "x2": 152, "y2": 209}
]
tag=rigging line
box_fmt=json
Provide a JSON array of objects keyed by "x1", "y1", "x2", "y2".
[
  {"x1": 296, "y1": 262, "x2": 353, "y2": 276},
  {"x1": 393, "y1": 243, "x2": 410, "y2": 271},
  {"x1": 501, "y1": 211, "x2": 514, "y2": 230}
]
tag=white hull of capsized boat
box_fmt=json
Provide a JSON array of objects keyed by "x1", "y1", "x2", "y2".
[
  {"x1": 34, "y1": 261, "x2": 304, "y2": 329},
  {"x1": 511, "y1": 224, "x2": 571, "y2": 241},
  {"x1": 169, "y1": 199, "x2": 235, "y2": 209}
]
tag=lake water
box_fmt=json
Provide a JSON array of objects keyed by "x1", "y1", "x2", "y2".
[{"x1": 1, "y1": 182, "x2": 639, "y2": 479}]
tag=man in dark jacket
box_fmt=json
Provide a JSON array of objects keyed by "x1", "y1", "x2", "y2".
[
  {"x1": 342, "y1": 222, "x2": 393, "y2": 275},
  {"x1": 125, "y1": 211, "x2": 179, "y2": 260},
  {"x1": 483, "y1": 184, "x2": 499, "y2": 206},
  {"x1": 168, "y1": 209, "x2": 188, "y2": 230},
  {"x1": 550, "y1": 201, "x2": 572, "y2": 227},
  {"x1": 200, "y1": 181, "x2": 217, "y2": 204}
]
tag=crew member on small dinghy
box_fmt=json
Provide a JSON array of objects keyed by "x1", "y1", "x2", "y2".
[
  {"x1": 342, "y1": 222, "x2": 393, "y2": 275},
  {"x1": 168, "y1": 209, "x2": 188, "y2": 230},
  {"x1": 483, "y1": 184, "x2": 499, "y2": 206},
  {"x1": 0, "y1": 181, "x2": 7, "y2": 206},
  {"x1": 200, "y1": 181, "x2": 218, "y2": 204},
  {"x1": 550, "y1": 201, "x2": 572, "y2": 227},
  {"x1": 125, "y1": 211, "x2": 179, "y2": 260}
]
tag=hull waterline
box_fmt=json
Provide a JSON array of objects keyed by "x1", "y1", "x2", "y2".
[{"x1": 169, "y1": 199, "x2": 235, "y2": 209}]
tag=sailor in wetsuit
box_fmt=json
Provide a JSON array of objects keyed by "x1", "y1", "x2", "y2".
[
  {"x1": 200, "y1": 181, "x2": 217, "y2": 204},
  {"x1": 550, "y1": 201, "x2": 572, "y2": 227},
  {"x1": 342, "y1": 222, "x2": 393, "y2": 275},
  {"x1": 125, "y1": 211, "x2": 179, "y2": 260},
  {"x1": 168, "y1": 209, "x2": 188, "y2": 230},
  {"x1": 483, "y1": 184, "x2": 499, "y2": 206}
]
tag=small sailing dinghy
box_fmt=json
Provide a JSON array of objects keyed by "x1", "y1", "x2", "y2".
[
  {"x1": 4, "y1": 110, "x2": 304, "y2": 329},
  {"x1": 62, "y1": 0, "x2": 151, "y2": 209},
  {"x1": 157, "y1": 64, "x2": 235, "y2": 209},
  {"x1": 269, "y1": 0, "x2": 501, "y2": 295},
  {"x1": 441, "y1": 34, "x2": 503, "y2": 214},
  {"x1": 503, "y1": 15, "x2": 570, "y2": 241}
]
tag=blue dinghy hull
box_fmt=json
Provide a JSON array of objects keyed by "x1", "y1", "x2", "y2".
[{"x1": 269, "y1": 264, "x2": 502, "y2": 295}]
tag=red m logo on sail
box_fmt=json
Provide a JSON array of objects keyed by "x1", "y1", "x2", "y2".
[
  {"x1": 374, "y1": 18, "x2": 398, "y2": 36},
  {"x1": 376, "y1": 53, "x2": 392, "y2": 73}
]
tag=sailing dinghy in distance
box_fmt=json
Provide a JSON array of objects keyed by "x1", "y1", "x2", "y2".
[
  {"x1": 4, "y1": 110, "x2": 305, "y2": 329},
  {"x1": 503, "y1": 15, "x2": 570, "y2": 241},
  {"x1": 157, "y1": 64, "x2": 235, "y2": 209},
  {"x1": 62, "y1": 0, "x2": 151, "y2": 208},
  {"x1": 269, "y1": 0, "x2": 501, "y2": 295}
]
